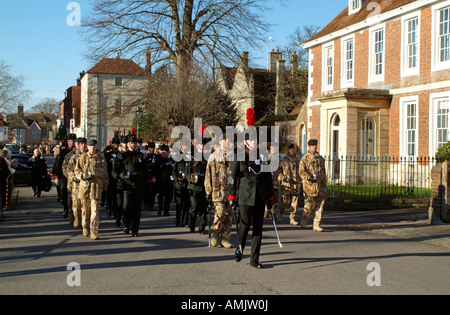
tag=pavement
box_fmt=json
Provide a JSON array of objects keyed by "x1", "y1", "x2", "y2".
[{"x1": 1, "y1": 181, "x2": 449, "y2": 295}]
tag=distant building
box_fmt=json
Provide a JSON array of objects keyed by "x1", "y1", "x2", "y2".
[
  {"x1": 217, "y1": 50, "x2": 307, "y2": 142},
  {"x1": 6, "y1": 104, "x2": 57, "y2": 145},
  {"x1": 79, "y1": 53, "x2": 149, "y2": 148}
]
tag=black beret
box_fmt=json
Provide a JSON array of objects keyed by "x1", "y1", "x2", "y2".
[
  {"x1": 308, "y1": 139, "x2": 318, "y2": 146},
  {"x1": 288, "y1": 143, "x2": 295, "y2": 149},
  {"x1": 75, "y1": 137, "x2": 87, "y2": 143},
  {"x1": 68, "y1": 134, "x2": 77, "y2": 141},
  {"x1": 87, "y1": 139, "x2": 98, "y2": 146}
]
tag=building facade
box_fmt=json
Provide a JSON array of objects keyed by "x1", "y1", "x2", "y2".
[
  {"x1": 297, "y1": 0, "x2": 450, "y2": 160},
  {"x1": 80, "y1": 54, "x2": 149, "y2": 148}
]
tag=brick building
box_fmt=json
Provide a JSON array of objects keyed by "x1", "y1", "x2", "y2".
[{"x1": 297, "y1": 0, "x2": 450, "y2": 160}]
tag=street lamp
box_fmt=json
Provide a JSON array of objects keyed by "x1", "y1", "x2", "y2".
[{"x1": 135, "y1": 106, "x2": 143, "y2": 136}]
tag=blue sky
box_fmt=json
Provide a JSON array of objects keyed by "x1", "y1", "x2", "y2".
[{"x1": 0, "y1": 0, "x2": 347, "y2": 110}]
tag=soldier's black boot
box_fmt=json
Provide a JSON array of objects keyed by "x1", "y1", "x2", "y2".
[{"x1": 235, "y1": 248, "x2": 243, "y2": 262}]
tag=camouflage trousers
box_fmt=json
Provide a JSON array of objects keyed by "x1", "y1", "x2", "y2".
[
  {"x1": 81, "y1": 198, "x2": 100, "y2": 237},
  {"x1": 278, "y1": 190, "x2": 300, "y2": 219},
  {"x1": 211, "y1": 202, "x2": 233, "y2": 241},
  {"x1": 72, "y1": 194, "x2": 82, "y2": 228},
  {"x1": 303, "y1": 197, "x2": 325, "y2": 227}
]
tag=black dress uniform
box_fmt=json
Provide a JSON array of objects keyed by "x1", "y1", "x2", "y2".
[
  {"x1": 111, "y1": 135, "x2": 128, "y2": 227},
  {"x1": 156, "y1": 144, "x2": 173, "y2": 216},
  {"x1": 173, "y1": 148, "x2": 190, "y2": 227},
  {"x1": 53, "y1": 134, "x2": 76, "y2": 218},
  {"x1": 187, "y1": 145, "x2": 208, "y2": 233},
  {"x1": 118, "y1": 134, "x2": 148, "y2": 236},
  {"x1": 228, "y1": 148, "x2": 274, "y2": 268},
  {"x1": 143, "y1": 142, "x2": 160, "y2": 211},
  {"x1": 104, "y1": 136, "x2": 120, "y2": 217}
]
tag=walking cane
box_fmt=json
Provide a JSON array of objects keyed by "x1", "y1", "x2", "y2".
[
  {"x1": 232, "y1": 202, "x2": 243, "y2": 255},
  {"x1": 270, "y1": 207, "x2": 283, "y2": 248}
]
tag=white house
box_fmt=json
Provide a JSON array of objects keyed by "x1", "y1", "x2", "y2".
[{"x1": 80, "y1": 53, "x2": 149, "y2": 148}]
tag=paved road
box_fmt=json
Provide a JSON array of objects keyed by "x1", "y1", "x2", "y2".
[{"x1": 0, "y1": 157, "x2": 449, "y2": 296}]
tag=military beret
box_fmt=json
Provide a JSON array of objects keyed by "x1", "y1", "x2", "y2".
[
  {"x1": 75, "y1": 137, "x2": 87, "y2": 143},
  {"x1": 308, "y1": 139, "x2": 318, "y2": 146},
  {"x1": 146, "y1": 142, "x2": 155, "y2": 149},
  {"x1": 288, "y1": 143, "x2": 296, "y2": 149},
  {"x1": 137, "y1": 138, "x2": 143, "y2": 143},
  {"x1": 68, "y1": 134, "x2": 77, "y2": 141},
  {"x1": 87, "y1": 139, "x2": 98, "y2": 146}
]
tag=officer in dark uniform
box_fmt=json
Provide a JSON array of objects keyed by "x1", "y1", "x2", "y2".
[
  {"x1": 157, "y1": 144, "x2": 173, "y2": 216},
  {"x1": 187, "y1": 138, "x2": 208, "y2": 233},
  {"x1": 228, "y1": 132, "x2": 274, "y2": 269},
  {"x1": 53, "y1": 134, "x2": 76, "y2": 219},
  {"x1": 104, "y1": 133, "x2": 120, "y2": 217},
  {"x1": 173, "y1": 143, "x2": 190, "y2": 227},
  {"x1": 143, "y1": 140, "x2": 159, "y2": 212},
  {"x1": 111, "y1": 134, "x2": 128, "y2": 227},
  {"x1": 119, "y1": 133, "x2": 147, "y2": 236}
]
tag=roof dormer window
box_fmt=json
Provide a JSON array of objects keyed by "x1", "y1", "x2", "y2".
[{"x1": 348, "y1": 0, "x2": 362, "y2": 15}]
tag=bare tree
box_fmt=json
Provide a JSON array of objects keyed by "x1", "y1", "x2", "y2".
[
  {"x1": 27, "y1": 98, "x2": 60, "y2": 115},
  {"x1": 285, "y1": 25, "x2": 321, "y2": 70},
  {"x1": 82, "y1": 0, "x2": 272, "y2": 86},
  {"x1": 0, "y1": 61, "x2": 32, "y2": 115}
]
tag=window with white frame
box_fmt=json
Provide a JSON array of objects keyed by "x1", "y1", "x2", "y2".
[
  {"x1": 439, "y1": 7, "x2": 450, "y2": 62},
  {"x1": 322, "y1": 44, "x2": 334, "y2": 91},
  {"x1": 433, "y1": 5, "x2": 450, "y2": 71},
  {"x1": 32, "y1": 130, "x2": 38, "y2": 139},
  {"x1": 402, "y1": 14, "x2": 420, "y2": 77},
  {"x1": 430, "y1": 92, "x2": 450, "y2": 156},
  {"x1": 400, "y1": 97, "x2": 418, "y2": 157},
  {"x1": 369, "y1": 26, "x2": 385, "y2": 82},
  {"x1": 348, "y1": 0, "x2": 361, "y2": 15},
  {"x1": 342, "y1": 36, "x2": 354, "y2": 87}
]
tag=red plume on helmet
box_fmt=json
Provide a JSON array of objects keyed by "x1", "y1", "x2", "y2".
[
  {"x1": 246, "y1": 108, "x2": 255, "y2": 127},
  {"x1": 132, "y1": 127, "x2": 136, "y2": 135}
]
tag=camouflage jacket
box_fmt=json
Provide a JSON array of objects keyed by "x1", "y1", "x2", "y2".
[
  {"x1": 62, "y1": 150, "x2": 80, "y2": 192},
  {"x1": 299, "y1": 152, "x2": 326, "y2": 199},
  {"x1": 74, "y1": 152, "x2": 109, "y2": 200},
  {"x1": 204, "y1": 149, "x2": 230, "y2": 202},
  {"x1": 279, "y1": 153, "x2": 301, "y2": 194}
]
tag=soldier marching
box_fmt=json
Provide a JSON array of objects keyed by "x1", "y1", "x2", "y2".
[{"x1": 49, "y1": 125, "x2": 327, "y2": 269}]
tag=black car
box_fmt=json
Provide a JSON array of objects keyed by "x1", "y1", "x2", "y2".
[{"x1": 11, "y1": 154, "x2": 34, "y2": 186}]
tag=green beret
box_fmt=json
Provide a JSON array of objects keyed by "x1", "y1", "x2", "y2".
[
  {"x1": 75, "y1": 137, "x2": 87, "y2": 143},
  {"x1": 87, "y1": 139, "x2": 98, "y2": 146},
  {"x1": 308, "y1": 139, "x2": 318, "y2": 146}
]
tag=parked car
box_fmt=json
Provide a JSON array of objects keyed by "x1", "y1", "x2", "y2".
[{"x1": 11, "y1": 154, "x2": 33, "y2": 186}]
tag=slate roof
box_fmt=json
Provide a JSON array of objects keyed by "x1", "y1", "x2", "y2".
[{"x1": 305, "y1": 0, "x2": 418, "y2": 45}]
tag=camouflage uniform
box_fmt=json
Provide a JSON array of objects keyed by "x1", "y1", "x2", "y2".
[
  {"x1": 204, "y1": 148, "x2": 233, "y2": 247},
  {"x1": 74, "y1": 151, "x2": 109, "y2": 239},
  {"x1": 277, "y1": 153, "x2": 302, "y2": 224},
  {"x1": 298, "y1": 151, "x2": 326, "y2": 231},
  {"x1": 63, "y1": 149, "x2": 83, "y2": 228}
]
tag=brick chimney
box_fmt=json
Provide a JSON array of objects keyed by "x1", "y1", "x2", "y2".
[
  {"x1": 275, "y1": 54, "x2": 286, "y2": 115},
  {"x1": 18, "y1": 104, "x2": 24, "y2": 117},
  {"x1": 269, "y1": 49, "x2": 281, "y2": 73}
]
